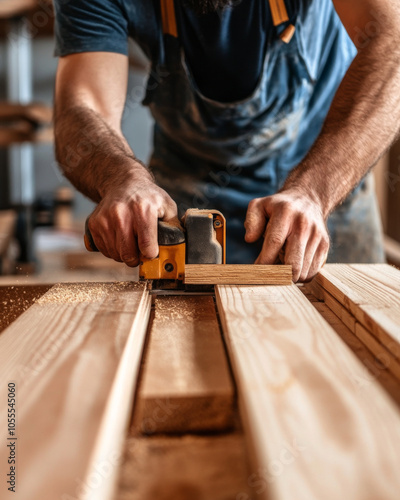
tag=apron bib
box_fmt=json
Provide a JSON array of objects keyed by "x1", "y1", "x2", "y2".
[
  {"x1": 140, "y1": 0, "x2": 379, "y2": 264},
  {"x1": 144, "y1": 0, "x2": 352, "y2": 211}
]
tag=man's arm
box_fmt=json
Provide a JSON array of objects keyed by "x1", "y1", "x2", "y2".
[
  {"x1": 245, "y1": 0, "x2": 400, "y2": 282},
  {"x1": 54, "y1": 52, "x2": 177, "y2": 266}
]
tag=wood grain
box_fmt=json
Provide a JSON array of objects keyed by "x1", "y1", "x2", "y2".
[
  {"x1": 0, "y1": 282, "x2": 151, "y2": 500},
  {"x1": 353, "y1": 323, "x2": 400, "y2": 382},
  {"x1": 134, "y1": 296, "x2": 235, "y2": 434},
  {"x1": 184, "y1": 264, "x2": 292, "y2": 285},
  {"x1": 306, "y1": 274, "x2": 400, "y2": 383},
  {"x1": 317, "y1": 264, "x2": 400, "y2": 361},
  {"x1": 216, "y1": 283, "x2": 400, "y2": 500},
  {"x1": 302, "y1": 286, "x2": 400, "y2": 407}
]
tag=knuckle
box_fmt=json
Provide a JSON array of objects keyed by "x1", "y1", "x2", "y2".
[
  {"x1": 248, "y1": 198, "x2": 259, "y2": 210},
  {"x1": 139, "y1": 235, "x2": 151, "y2": 249},
  {"x1": 169, "y1": 199, "x2": 178, "y2": 211},
  {"x1": 109, "y1": 202, "x2": 124, "y2": 219},
  {"x1": 296, "y1": 215, "x2": 311, "y2": 234},
  {"x1": 93, "y1": 215, "x2": 109, "y2": 233},
  {"x1": 320, "y1": 236, "x2": 330, "y2": 252},
  {"x1": 268, "y1": 234, "x2": 285, "y2": 248},
  {"x1": 277, "y1": 201, "x2": 292, "y2": 217}
]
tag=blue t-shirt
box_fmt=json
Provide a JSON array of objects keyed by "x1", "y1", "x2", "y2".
[{"x1": 54, "y1": 0, "x2": 296, "y2": 102}]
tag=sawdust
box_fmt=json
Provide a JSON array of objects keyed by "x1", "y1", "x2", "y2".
[
  {"x1": 37, "y1": 281, "x2": 144, "y2": 304},
  {"x1": 154, "y1": 296, "x2": 213, "y2": 323}
]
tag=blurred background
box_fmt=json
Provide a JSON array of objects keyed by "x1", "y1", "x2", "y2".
[{"x1": 0, "y1": 0, "x2": 399, "y2": 283}]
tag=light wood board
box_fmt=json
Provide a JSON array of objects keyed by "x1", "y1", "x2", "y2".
[
  {"x1": 317, "y1": 264, "x2": 400, "y2": 360},
  {"x1": 302, "y1": 286, "x2": 400, "y2": 407},
  {"x1": 0, "y1": 282, "x2": 151, "y2": 500},
  {"x1": 216, "y1": 283, "x2": 400, "y2": 500},
  {"x1": 184, "y1": 264, "x2": 292, "y2": 285},
  {"x1": 306, "y1": 276, "x2": 400, "y2": 382},
  {"x1": 134, "y1": 295, "x2": 235, "y2": 434}
]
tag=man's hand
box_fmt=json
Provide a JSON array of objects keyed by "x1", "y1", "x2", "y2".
[
  {"x1": 244, "y1": 190, "x2": 329, "y2": 283},
  {"x1": 54, "y1": 53, "x2": 178, "y2": 267},
  {"x1": 87, "y1": 179, "x2": 177, "y2": 267}
]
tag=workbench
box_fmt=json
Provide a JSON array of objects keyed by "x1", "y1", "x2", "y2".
[{"x1": 1, "y1": 264, "x2": 400, "y2": 500}]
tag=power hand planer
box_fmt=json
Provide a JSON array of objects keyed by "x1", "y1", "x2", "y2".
[{"x1": 84, "y1": 209, "x2": 226, "y2": 291}]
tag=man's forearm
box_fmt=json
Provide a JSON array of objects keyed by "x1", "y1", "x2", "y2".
[
  {"x1": 54, "y1": 104, "x2": 153, "y2": 202},
  {"x1": 284, "y1": 26, "x2": 400, "y2": 217}
]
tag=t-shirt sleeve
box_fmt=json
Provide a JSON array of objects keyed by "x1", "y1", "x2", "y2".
[{"x1": 54, "y1": 0, "x2": 129, "y2": 57}]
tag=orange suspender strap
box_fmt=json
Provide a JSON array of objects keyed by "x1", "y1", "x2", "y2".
[
  {"x1": 161, "y1": 0, "x2": 294, "y2": 43},
  {"x1": 268, "y1": 0, "x2": 296, "y2": 43},
  {"x1": 160, "y1": 0, "x2": 178, "y2": 37}
]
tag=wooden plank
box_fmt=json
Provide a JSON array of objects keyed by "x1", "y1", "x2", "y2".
[
  {"x1": 184, "y1": 264, "x2": 292, "y2": 285},
  {"x1": 134, "y1": 295, "x2": 235, "y2": 434},
  {"x1": 354, "y1": 323, "x2": 400, "y2": 382},
  {"x1": 304, "y1": 278, "x2": 357, "y2": 331},
  {"x1": 305, "y1": 276, "x2": 400, "y2": 384},
  {"x1": 216, "y1": 283, "x2": 400, "y2": 500},
  {"x1": 302, "y1": 287, "x2": 400, "y2": 407},
  {"x1": 0, "y1": 282, "x2": 151, "y2": 500},
  {"x1": 117, "y1": 433, "x2": 251, "y2": 500},
  {"x1": 317, "y1": 264, "x2": 400, "y2": 361}
]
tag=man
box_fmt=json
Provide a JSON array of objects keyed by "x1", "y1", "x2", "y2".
[{"x1": 53, "y1": 0, "x2": 399, "y2": 282}]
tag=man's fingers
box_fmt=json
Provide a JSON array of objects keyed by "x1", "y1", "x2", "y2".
[
  {"x1": 305, "y1": 239, "x2": 330, "y2": 282},
  {"x1": 116, "y1": 222, "x2": 140, "y2": 267},
  {"x1": 297, "y1": 231, "x2": 321, "y2": 282},
  {"x1": 161, "y1": 198, "x2": 178, "y2": 221},
  {"x1": 136, "y1": 207, "x2": 159, "y2": 259},
  {"x1": 284, "y1": 230, "x2": 309, "y2": 283},
  {"x1": 93, "y1": 234, "x2": 111, "y2": 259},
  {"x1": 88, "y1": 216, "x2": 115, "y2": 260},
  {"x1": 244, "y1": 199, "x2": 267, "y2": 243},
  {"x1": 255, "y1": 214, "x2": 291, "y2": 264}
]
